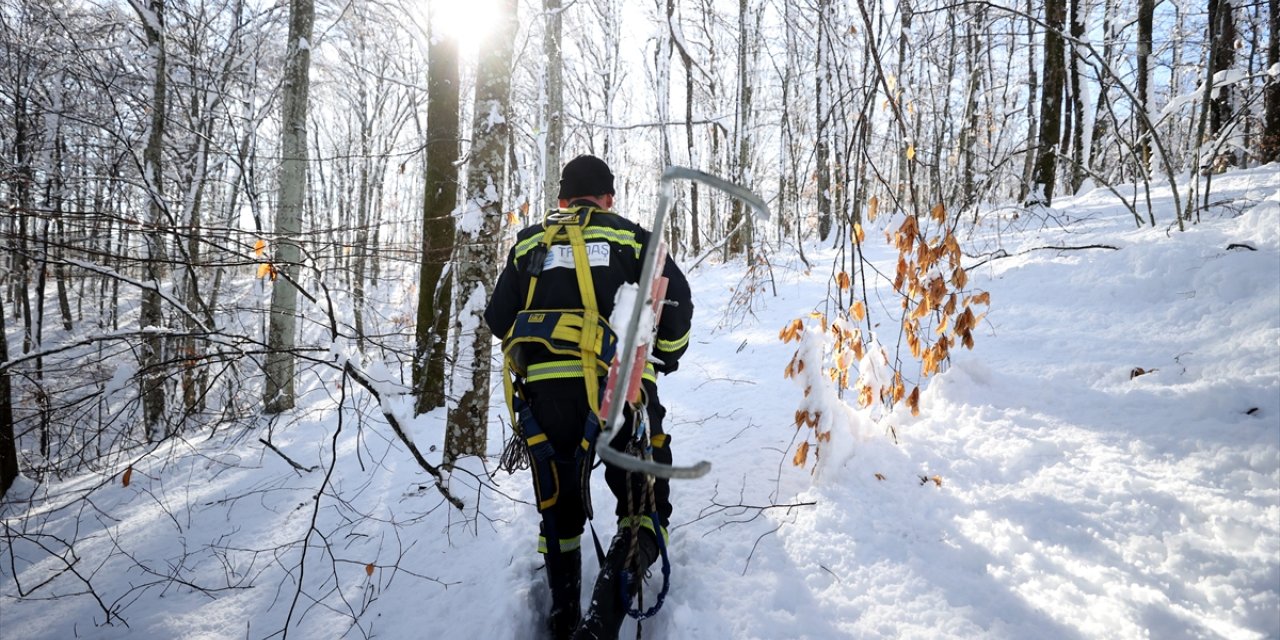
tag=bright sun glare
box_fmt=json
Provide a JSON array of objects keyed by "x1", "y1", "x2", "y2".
[{"x1": 425, "y1": 0, "x2": 500, "y2": 46}]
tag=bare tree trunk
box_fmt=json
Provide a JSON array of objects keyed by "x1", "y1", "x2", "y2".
[
  {"x1": 1018, "y1": 0, "x2": 1039, "y2": 203},
  {"x1": 444, "y1": 0, "x2": 518, "y2": 464},
  {"x1": 1089, "y1": 0, "x2": 1114, "y2": 174},
  {"x1": 1209, "y1": 0, "x2": 1238, "y2": 167},
  {"x1": 263, "y1": 0, "x2": 314, "y2": 414},
  {"x1": 816, "y1": 0, "x2": 832, "y2": 242},
  {"x1": 1067, "y1": 0, "x2": 1086, "y2": 192},
  {"x1": 1029, "y1": 0, "x2": 1065, "y2": 206},
  {"x1": 0, "y1": 292, "x2": 17, "y2": 498},
  {"x1": 1136, "y1": 0, "x2": 1153, "y2": 175},
  {"x1": 1263, "y1": 0, "x2": 1280, "y2": 163},
  {"x1": 135, "y1": 0, "x2": 170, "y2": 438},
  {"x1": 655, "y1": 0, "x2": 676, "y2": 250},
  {"x1": 413, "y1": 11, "x2": 460, "y2": 415},
  {"x1": 959, "y1": 3, "x2": 985, "y2": 213},
  {"x1": 543, "y1": 0, "x2": 564, "y2": 210},
  {"x1": 727, "y1": 0, "x2": 754, "y2": 257},
  {"x1": 676, "y1": 2, "x2": 700, "y2": 255}
]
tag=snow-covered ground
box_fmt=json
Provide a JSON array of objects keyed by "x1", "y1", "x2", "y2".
[{"x1": 2, "y1": 167, "x2": 1277, "y2": 639}]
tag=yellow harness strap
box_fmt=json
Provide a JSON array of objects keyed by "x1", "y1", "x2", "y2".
[
  {"x1": 564, "y1": 223, "x2": 603, "y2": 418},
  {"x1": 503, "y1": 207, "x2": 608, "y2": 431}
]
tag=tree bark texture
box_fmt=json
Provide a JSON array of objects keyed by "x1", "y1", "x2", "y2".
[
  {"x1": 1209, "y1": 0, "x2": 1237, "y2": 167},
  {"x1": 543, "y1": 0, "x2": 563, "y2": 210},
  {"x1": 1030, "y1": 0, "x2": 1065, "y2": 206},
  {"x1": 137, "y1": 0, "x2": 169, "y2": 438},
  {"x1": 413, "y1": 14, "x2": 460, "y2": 415},
  {"x1": 0, "y1": 293, "x2": 17, "y2": 498},
  {"x1": 1263, "y1": 0, "x2": 1280, "y2": 162},
  {"x1": 816, "y1": 0, "x2": 832, "y2": 242},
  {"x1": 263, "y1": 0, "x2": 314, "y2": 414},
  {"x1": 1136, "y1": 0, "x2": 1154, "y2": 174},
  {"x1": 444, "y1": 0, "x2": 517, "y2": 463}
]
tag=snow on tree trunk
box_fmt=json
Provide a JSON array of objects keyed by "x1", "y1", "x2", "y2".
[
  {"x1": 136, "y1": 0, "x2": 169, "y2": 439},
  {"x1": 443, "y1": 0, "x2": 517, "y2": 464}
]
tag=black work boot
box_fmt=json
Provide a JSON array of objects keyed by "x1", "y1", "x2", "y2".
[
  {"x1": 546, "y1": 547, "x2": 582, "y2": 640},
  {"x1": 573, "y1": 528, "x2": 660, "y2": 640}
]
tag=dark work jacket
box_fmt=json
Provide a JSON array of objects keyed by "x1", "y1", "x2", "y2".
[{"x1": 484, "y1": 204, "x2": 694, "y2": 379}]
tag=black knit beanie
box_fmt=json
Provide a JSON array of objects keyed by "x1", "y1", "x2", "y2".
[{"x1": 557, "y1": 155, "x2": 615, "y2": 199}]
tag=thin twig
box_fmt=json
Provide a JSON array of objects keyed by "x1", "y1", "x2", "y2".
[
  {"x1": 967, "y1": 243, "x2": 1120, "y2": 269},
  {"x1": 259, "y1": 438, "x2": 317, "y2": 473}
]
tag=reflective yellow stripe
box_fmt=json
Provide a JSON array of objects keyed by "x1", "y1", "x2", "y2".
[
  {"x1": 526, "y1": 433, "x2": 548, "y2": 446},
  {"x1": 538, "y1": 535, "x2": 582, "y2": 554},
  {"x1": 656, "y1": 330, "x2": 690, "y2": 352},
  {"x1": 526, "y1": 360, "x2": 602, "y2": 382},
  {"x1": 583, "y1": 228, "x2": 641, "y2": 256},
  {"x1": 529, "y1": 359, "x2": 652, "y2": 383},
  {"x1": 513, "y1": 225, "x2": 641, "y2": 261},
  {"x1": 618, "y1": 515, "x2": 669, "y2": 546},
  {"x1": 650, "y1": 434, "x2": 669, "y2": 448}
]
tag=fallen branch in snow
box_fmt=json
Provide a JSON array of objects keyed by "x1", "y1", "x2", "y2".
[
  {"x1": 340, "y1": 361, "x2": 464, "y2": 510},
  {"x1": 259, "y1": 438, "x2": 317, "y2": 473},
  {"x1": 298, "y1": 251, "x2": 466, "y2": 512},
  {"x1": 966, "y1": 244, "x2": 1121, "y2": 269}
]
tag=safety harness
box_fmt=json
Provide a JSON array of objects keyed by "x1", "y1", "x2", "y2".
[
  {"x1": 501, "y1": 207, "x2": 616, "y2": 553},
  {"x1": 499, "y1": 206, "x2": 673, "y2": 623}
]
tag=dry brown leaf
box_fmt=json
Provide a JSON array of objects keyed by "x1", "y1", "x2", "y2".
[
  {"x1": 931, "y1": 202, "x2": 946, "y2": 223},
  {"x1": 365, "y1": 563, "x2": 375, "y2": 577},
  {"x1": 868, "y1": 195, "x2": 880, "y2": 221},
  {"x1": 874, "y1": 473, "x2": 887, "y2": 481},
  {"x1": 779, "y1": 318, "x2": 804, "y2": 343},
  {"x1": 122, "y1": 466, "x2": 133, "y2": 487},
  {"x1": 836, "y1": 271, "x2": 851, "y2": 290},
  {"x1": 253, "y1": 239, "x2": 266, "y2": 257},
  {"x1": 793, "y1": 441, "x2": 810, "y2": 467}
]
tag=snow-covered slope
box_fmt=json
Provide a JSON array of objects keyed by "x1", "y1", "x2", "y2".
[{"x1": 2, "y1": 167, "x2": 1277, "y2": 639}]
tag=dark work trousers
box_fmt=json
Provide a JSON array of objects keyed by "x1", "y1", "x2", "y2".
[{"x1": 524, "y1": 377, "x2": 673, "y2": 553}]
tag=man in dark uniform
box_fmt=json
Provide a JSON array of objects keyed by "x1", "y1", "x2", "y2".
[{"x1": 484, "y1": 155, "x2": 693, "y2": 639}]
